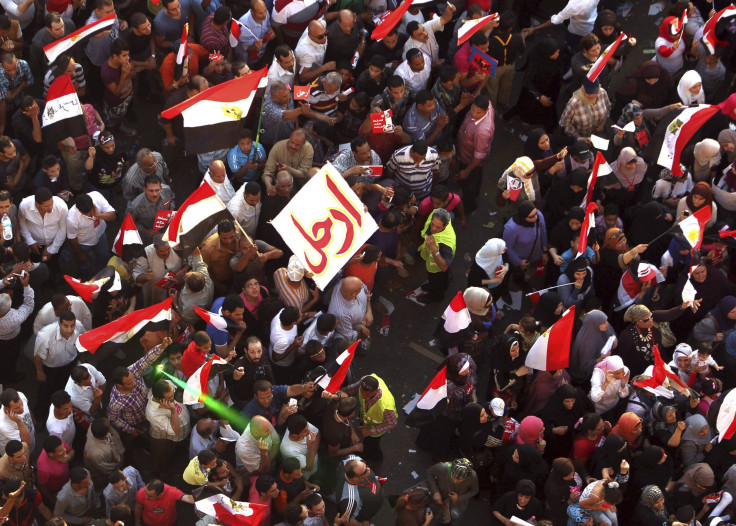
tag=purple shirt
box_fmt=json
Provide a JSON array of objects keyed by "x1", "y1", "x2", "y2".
[{"x1": 457, "y1": 105, "x2": 495, "y2": 164}]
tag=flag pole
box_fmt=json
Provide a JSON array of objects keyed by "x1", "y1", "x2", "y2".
[
  {"x1": 254, "y1": 96, "x2": 265, "y2": 153},
  {"x1": 526, "y1": 283, "x2": 573, "y2": 296},
  {"x1": 645, "y1": 212, "x2": 695, "y2": 246}
]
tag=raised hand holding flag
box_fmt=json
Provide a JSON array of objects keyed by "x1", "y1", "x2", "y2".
[{"x1": 525, "y1": 306, "x2": 575, "y2": 371}]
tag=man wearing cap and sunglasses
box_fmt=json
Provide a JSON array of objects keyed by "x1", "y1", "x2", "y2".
[{"x1": 336, "y1": 457, "x2": 385, "y2": 526}]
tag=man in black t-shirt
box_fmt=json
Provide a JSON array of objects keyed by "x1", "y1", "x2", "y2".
[
  {"x1": 227, "y1": 336, "x2": 275, "y2": 405},
  {"x1": 121, "y1": 12, "x2": 161, "y2": 102},
  {"x1": 335, "y1": 457, "x2": 385, "y2": 524}
]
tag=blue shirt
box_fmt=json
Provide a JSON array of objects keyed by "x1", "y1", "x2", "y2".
[
  {"x1": 403, "y1": 102, "x2": 445, "y2": 142},
  {"x1": 242, "y1": 384, "x2": 288, "y2": 427},
  {"x1": 153, "y1": 0, "x2": 192, "y2": 45},
  {"x1": 228, "y1": 143, "x2": 267, "y2": 183},
  {"x1": 0, "y1": 59, "x2": 33, "y2": 102},
  {"x1": 559, "y1": 247, "x2": 595, "y2": 272}
]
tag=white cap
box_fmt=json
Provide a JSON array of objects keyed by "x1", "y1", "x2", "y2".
[
  {"x1": 286, "y1": 255, "x2": 305, "y2": 282},
  {"x1": 490, "y1": 398, "x2": 505, "y2": 417}
]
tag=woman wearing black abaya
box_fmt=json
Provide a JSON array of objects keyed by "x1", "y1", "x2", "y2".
[
  {"x1": 595, "y1": 227, "x2": 647, "y2": 311},
  {"x1": 628, "y1": 201, "x2": 674, "y2": 264},
  {"x1": 540, "y1": 383, "x2": 588, "y2": 462},
  {"x1": 628, "y1": 445, "x2": 675, "y2": 500},
  {"x1": 489, "y1": 334, "x2": 530, "y2": 408},
  {"x1": 546, "y1": 186, "x2": 588, "y2": 242},
  {"x1": 544, "y1": 458, "x2": 585, "y2": 525},
  {"x1": 533, "y1": 291, "x2": 563, "y2": 332},
  {"x1": 495, "y1": 443, "x2": 550, "y2": 495},
  {"x1": 589, "y1": 433, "x2": 631, "y2": 482},
  {"x1": 523, "y1": 128, "x2": 571, "y2": 195},
  {"x1": 615, "y1": 60, "x2": 674, "y2": 113},
  {"x1": 505, "y1": 38, "x2": 563, "y2": 132},
  {"x1": 459, "y1": 401, "x2": 506, "y2": 480}
]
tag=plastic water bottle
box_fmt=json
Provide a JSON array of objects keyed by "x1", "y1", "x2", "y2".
[{"x1": 1, "y1": 214, "x2": 11, "y2": 241}]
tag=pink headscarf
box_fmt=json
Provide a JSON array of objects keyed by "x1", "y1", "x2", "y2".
[
  {"x1": 515, "y1": 416, "x2": 544, "y2": 445},
  {"x1": 720, "y1": 93, "x2": 736, "y2": 120},
  {"x1": 595, "y1": 355, "x2": 626, "y2": 372}
]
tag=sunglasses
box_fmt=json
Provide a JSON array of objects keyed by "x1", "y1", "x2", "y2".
[
  {"x1": 641, "y1": 316, "x2": 652, "y2": 322},
  {"x1": 625, "y1": 158, "x2": 637, "y2": 165},
  {"x1": 314, "y1": 32, "x2": 327, "y2": 38}
]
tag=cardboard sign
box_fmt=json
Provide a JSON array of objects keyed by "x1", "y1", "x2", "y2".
[
  {"x1": 470, "y1": 45, "x2": 498, "y2": 77},
  {"x1": 152, "y1": 209, "x2": 174, "y2": 232}
]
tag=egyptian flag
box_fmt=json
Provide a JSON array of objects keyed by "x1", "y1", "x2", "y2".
[
  {"x1": 416, "y1": 366, "x2": 447, "y2": 410},
  {"x1": 633, "y1": 345, "x2": 689, "y2": 397},
  {"x1": 229, "y1": 19, "x2": 241, "y2": 48},
  {"x1": 581, "y1": 152, "x2": 611, "y2": 208},
  {"x1": 42, "y1": 75, "x2": 87, "y2": 147},
  {"x1": 76, "y1": 297, "x2": 172, "y2": 353},
  {"x1": 616, "y1": 262, "x2": 664, "y2": 311},
  {"x1": 576, "y1": 202, "x2": 598, "y2": 257},
  {"x1": 720, "y1": 227, "x2": 736, "y2": 239},
  {"x1": 717, "y1": 388, "x2": 736, "y2": 441},
  {"x1": 44, "y1": 12, "x2": 116, "y2": 64},
  {"x1": 457, "y1": 13, "x2": 499, "y2": 46},
  {"x1": 112, "y1": 213, "x2": 143, "y2": 259},
  {"x1": 682, "y1": 266, "x2": 697, "y2": 304},
  {"x1": 527, "y1": 288, "x2": 549, "y2": 306},
  {"x1": 702, "y1": 5, "x2": 736, "y2": 54},
  {"x1": 194, "y1": 306, "x2": 231, "y2": 332},
  {"x1": 175, "y1": 24, "x2": 189, "y2": 79},
  {"x1": 442, "y1": 291, "x2": 472, "y2": 333},
  {"x1": 372, "y1": 0, "x2": 414, "y2": 40},
  {"x1": 162, "y1": 181, "x2": 232, "y2": 255},
  {"x1": 194, "y1": 495, "x2": 267, "y2": 526},
  {"x1": 183, "y1": 356, "x2": 232, "y2": 404},
  {"x1": 64, "y1": 274, "x2": 117, "y2": 302},
  {"x1": 525, "y1": 306, "x2": 575, "y2": 371},
  {"x1": 587, "y1": 32, "x2": 627, "y2": 82},
  {"x1": 677, "y1": 206, "x2": 711, "y2": 249},
  {"x1": 657, "y1": 105, "x2": 720, "y2": 175},
  {"x1": 159, "y1": 67, "x2": 268, "y2": 153},
  {"x1": 317, "y1": 340, "x2": 358, "y2": 393}
]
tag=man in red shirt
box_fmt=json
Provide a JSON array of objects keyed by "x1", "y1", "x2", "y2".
[
  {"x1": 181, "y1": 331, "x2": 212, "y2": 378},
  {"x1": 134, "y1": 479, "x2": 195, "y2": 526}
]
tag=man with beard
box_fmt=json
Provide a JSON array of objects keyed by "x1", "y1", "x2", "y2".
[{"x1": 227, "y1": 336, "x2": 275, "y2": 405}]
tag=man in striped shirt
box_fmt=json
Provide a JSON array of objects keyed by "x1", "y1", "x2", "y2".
[{"x1": 386, "y1": 140, "x2": 439, "y2": 201}]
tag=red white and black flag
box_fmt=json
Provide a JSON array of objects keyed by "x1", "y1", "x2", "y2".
[
  {"x1": 42, "y1": 75, "x2": 87, "y2": 147},
  {"x1": 112, "y1": 213, "x2": 143, "y2": 259},
  {"x1": 194, "y1": 495, "x2": 267, "y2": 526},
  {"x1": 163, "y1": 181, "x2": 232, "y2": 256},
  {"x1": 44, "y1": 13, "x2": 116, "y2": 64},
  {"x1": 183, "y1": 356, "x2": 232, "y2": 404},
  {"x1": 317, "y1": 340, "x2": 359, "y2": 393},
  {"x1": 657, "y1": 105, "x2": 720, "y2": 175},
  {"x1": 701, "y1": 5, "x2": 736, "y2": 54},
  {"x1": 76, "y1": 297, "x2": 172, "y2": 353},
  {"x1": 159, "y1": 67, "x2": 268, "y2": 153}
]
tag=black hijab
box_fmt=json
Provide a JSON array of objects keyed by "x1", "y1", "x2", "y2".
[
  {"x1": 524, "y1": 128, "x2": 551, "y2": 160},
  {"x1": 492, "y1": 334, "x2": 524, "y2": 373},
  {"x1": 534, "y1": 292, "x2": 562, "y2": 328},
  {"x1": 503, "y1": 443, "x2": 549, "y2": 486},
  {"x1": 541, "y1": 383, "x2": 586, "y2": 428},
  {"x1": 629, "y1": 445, "x2": 674, "y2": 495},
  {"x1": 565, "y1": 257, "x2": 592, "y2": 294},
  {"x1": 514, "y1": 200, "x2": 537, "y2": 228},
  {"x1": 589, "y1": 433, "x2": 631, "y2": 479}
]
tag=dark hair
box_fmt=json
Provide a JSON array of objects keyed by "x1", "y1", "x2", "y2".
[
  {"x1": 466, "y1": 4, "x2": 484, "y2": 17},
  {"x1": 109, "y1": 470, "x2": 126, "y2": 485},
  {"x1": 304, "y1": 492, "x2": 323, "y2": 508},
  {"x1": 110, "y1": 366, "x2": 131, "y2": 387},
  {"x1": 71, "y1": 365, "x2": 91, "y2": 383},
  {"x1": 239, "y1": 128, "x2": 254, "y2": 141},
  {"x1": 387, "y1": 75, "x2": 404, "y2": 89},
  {"x1": 602, "y1": 484, "x2": 623, "y2": 504},
  {"x1": 143, "y1": 174, "x2": 161, "y2": 187},
  {"x1": 431, "y1": 185, "x2": 450, "y2": 202},
  {"x1": 351, "y1": 136, "x2": 368, "y2": 152},
  {"x1": 362, "y1": 244, "x2": 381, "y2": 263},
  {"x1": 110, "y1": 504, "x2": 131, "y2": 523},
  {"x1": 412, "y1": 139, "x2": 428, "y2": 156},
  {"x1": 337, "y1": 396, "x2": 357, "y2": 416},
  {"x1": 2, "y1": 479, "x2": 22, "y2": 498},
  {"x1": 255, "y1": 474, "x2": 276, "y2": 494},
  {"x1": 76, "y1": 193, "x2": 94, "y2": 214},
  {"x1": 380, "y1": 208, "x2": 402, "y2": 229},
  {"x1": 469, "y1": 31, "x2": 488, "y2": 47},
  {"x1": 45, "y1": 12, "x2": 63, "y2": 28},
  {"x1": 474, "y1": 94, "x2": 490, "y2": 110},
  {"x1": 345, "y1": 459, "x2": 366, "y2": 478},
  {"x1": 0, "y1": 15, "x2": 11, "y2": 30},
  {"x1": 360, "y1": 375, "x2": 379, "y2": 391},
  {"x1": 217, "y1": 219, "x2": 235, "y2": 234},
  {"x1": 222, "y1": 294, "x2": 245, "y2": 313},
  {"x1": 52, "y1": 55, "x2": 72, "y2": 78},
  {"x1": 406, "y1": 21, "x2": 421, "y2": 36},
  {"x1": 43, "y1": 435, "x2": 62, "y2": 454},
  {"x1": 579, "y1": 33, "x2": 600, "y2": 52},
  {"x1": 498, "y1": 11, "x2": 516, "y2": 32},
  {"x1": 439, "y1": 64, "x2": 459, "y2": 83},
  {"x1": 405, "y1": 48, "x2": 422, "y2": 62},
  {"x1": 110, "y1": 37, "x2": 130, "y2": 56},
  {"x1": 58, "y1": 309, "x2": 76, "y2": 323},
  {"x1": 0, "y1": 190, "x2": 10, "y2": 204},
  {"x1": 51, "y1": 294, "x2": 68, "y2": 309},
  {"x1": 675, "y1": 505, "x2": 695, "y2": 522},
  {"x1": 70, "y1": 467, "x2": 88, "y2": 484},
  {"x1": 283, "y1": 503, "x2": 304, "y2": 525},
  {"x1": 198, "y1": 449, "x2": 217, "y2": 465},
  {"x1": 316, "y1": 312, "x2": 336, "y2": 332},
  {"x1": 91, "y1": 417, "x2": 109, "y2": 439},
  {"x1": 280, "y1": 306, "x2": 300, "y2": 326},
  {"x1": 51, "y1": 390, "x2": 71, "y2": 408},
  {"x1": 130, "y1": 12, "x2": 148, "y2": 28},
  {"x1": 34, "y1": 187, "x2": 53, "y2": 204},
  {"x1": 253, "y1": 379, "x2": 272, "y2": 395},
  {"x1": 4, "y1": 441, "x2": 22, "y2": 457},
  {"x1": 244, "y1": 181, "x2": 261, "y2": 196},
  {"x1": 280, "y1": 456, "x2": 301, "y2": 474},
  {"x1": 415, "y1": 90, "x2": 433, "y2": 106},
  {"x1": 213, "y1": 5, "x2": 231, "y2": 24},
  {"x1": 152, "y1": 380, "x2": 173, "y2": 400},
  {"x1": 0, "y1": 388, "x2": 19, "y2": 408},
  {"x1": 146, "y1": 479, "x2": 165, "y2": 496},
  {"x1": 369, "y1": 54, "x2": 386, "y2": 69},
  {"x1": 274, "y1": 44, "x2": 292, "y2": 61},
  {"x1": 286, "y1": 414, "x2": 309, "y2": 435}
]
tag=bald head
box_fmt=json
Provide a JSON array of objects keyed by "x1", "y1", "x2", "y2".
[
  {"x1": 250, "y1": 416, "x2": 271, "y2": 439},
  {"x1": 340, "y1": 277, "x2": 364, "y2": 301},
  {"x1": 209, "y1": 160, "x2": 227, "y2": 183},
  {"x1": 251, "y1": 0, "x2": 267, "y2": 22},
  {"x1": 196, "y1": 418, "x2": 215, "y2": 437},
  {"x1": 337, "y1": 9, "x2": 355, "y2": 33}
]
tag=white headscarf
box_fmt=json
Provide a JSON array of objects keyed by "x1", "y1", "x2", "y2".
[
  {"x1": 677, "y1": 70, "x2": 706, "y2": 106},
  {"x1": 693, "y1": 139, "x2": 722, "y2": 180},
  {"x1": 475, "y1": 238, "x2": 506, "y2": 279}
]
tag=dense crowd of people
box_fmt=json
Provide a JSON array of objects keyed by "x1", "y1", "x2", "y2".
[{"x1": 0, "y1": 0, "x2": 735, "y2": 524}]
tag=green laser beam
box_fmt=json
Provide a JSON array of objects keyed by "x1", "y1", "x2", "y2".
[{"x1": 158, "y1": 369, "x2": 250, "y2": 432}]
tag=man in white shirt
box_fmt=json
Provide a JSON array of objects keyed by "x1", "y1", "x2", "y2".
[
  {"x1": 280, "y1": 414, "x2": 320, "y2": 479},
  {"x1": 64, "y1": 191, "x2": 116, "y2": 278},
  {"x1": 33, "y1": 293, "x2": 93, "y2": 333},
  {"x1": 201, "y1": 160, "x2": 235, "y2": 205},
  {"x1": 0, "y1": 389, "x2": 35, "y2": 455},
  {"x1": 236, "y1": 0, "x2": 273, "y2": 67},
  {"x1": 34, "y1": 310, "x2": 85, "y2": 417},
  {"x1": 235, "y1": 415, "x2": 280, "y2": 473},
  {"x1": 146, "y1": 379, "x2": 191, "y2": 479},
  {"x1": 269, "y1": 306, "x2": 303, "y2": 384},
  {"x1": 47, "y1": 390, "x2": 75, "y2": 446},
  {"x1": 267, "y1": 44, "x2": 297, "y2": 88},
  {"x1": 65, "y1": 363, "x2": 106, "y2": 428},
  {"x1": 227, "y1": 181, "x2": 261, "y2": 238},
  {"x1": 295, "y1": 20, "x2": 334, "y2": 84},
  {"x1": 18, "y1": 187, "x2": 68, "y2": 262},
  {"x1": 394, "y1": 48, "x2": 432, "y2": 97},
  {"x1": 523, "y1": 0, "x2": 600, "y2": 48},
  {"x1": 402, "y1": 3, "x2": 456, "y2": 64}
]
